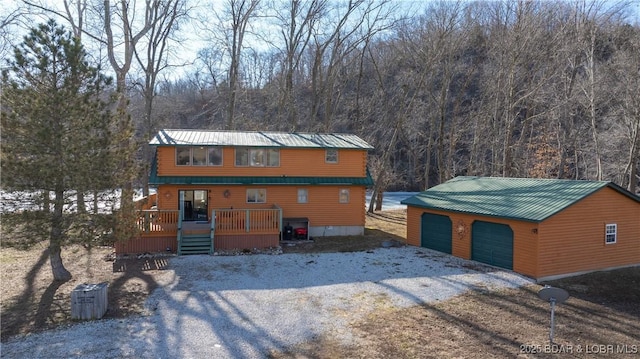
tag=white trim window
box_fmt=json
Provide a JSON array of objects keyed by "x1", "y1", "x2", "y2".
[
  {"x1": 325, "y1": 149, "x2": 338, "y2": 163},
  {"x1": 247, "y1": 189, "x2": 266, "y2": 203},
  {"x1": 339, "y1": 188, "x2": 350, "y2": 203},
  {"x1": 297, "y1": 188, "x2": 308, "y2": 203},
  {"x1": 605, "y1": 223, "x2": 617, "y2": 244}
]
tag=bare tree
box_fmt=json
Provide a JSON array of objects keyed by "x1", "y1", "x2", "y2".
[
  {"x1": 0, "y1": 5, "x2": 29, "y2": 60},
  {"x1": 474, "y1": 1, "x2": 561, "y2": 177},
  {"x1": 133, "y1": 0, "x2": 188, "y2": 198},
  {"x1": 609, "y1": 24, "x2": 640, "y2": 192},
  {"x1": 227, "y1": 0, "x2": 260, "y2": 129},
  {"x1": 197, "y1": 0, "x2": 261, "y2": 129},
  {"x1": 307, "y1": 0, "x2": 396, "y2": 131},
  {"x1": 271, "y1": 0, "x2": 327, "y2": 129}
]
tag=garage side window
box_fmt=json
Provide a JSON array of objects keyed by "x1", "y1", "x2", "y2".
[{"x1": 605, "y1": 224, "x2": 617, "y2": 244}]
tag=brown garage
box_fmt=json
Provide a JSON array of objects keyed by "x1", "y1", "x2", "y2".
[{"x1": 402, "y1": 176, "x2": 640, "y2": 281}]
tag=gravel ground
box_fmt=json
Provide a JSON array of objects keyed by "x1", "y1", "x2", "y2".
[{"x1": 1, "y1": 247, "x2": 532, "y2": 358}]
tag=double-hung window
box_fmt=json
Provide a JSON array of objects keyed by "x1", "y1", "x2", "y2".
[
  {"x1": 326, "y1": 149, "x2": 338, "y2": 163},
  {"x1": 339, "y1": 188, "x2": 350, "y2": 203},
  {"x1": 605, "y1": 224, "x2": 617, "y2": 244},
  {"x1": 297, "y1": 189, "x2": 308, "y2": 203}
]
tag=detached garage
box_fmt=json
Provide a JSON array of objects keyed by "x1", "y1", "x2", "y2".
[{"x1": 402, "y1": 176, "x2": 640, "y2": 281}]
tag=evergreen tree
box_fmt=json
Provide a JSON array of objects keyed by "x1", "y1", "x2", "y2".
[{"x1": 1, "y1": 20, "x2": 115, "y2": 281}]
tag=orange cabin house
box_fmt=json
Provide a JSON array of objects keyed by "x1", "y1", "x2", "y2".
[
  {"x1": 402, "y1": 176, "x2": 640, "y2": 281},
  {"x1": 117, "y1": 129, "x2": 374, "y2": 255}
]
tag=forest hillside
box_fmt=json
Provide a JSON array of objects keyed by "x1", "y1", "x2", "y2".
[{"x1": 2, "y1": 0, "x2": 639, "y2": 194}]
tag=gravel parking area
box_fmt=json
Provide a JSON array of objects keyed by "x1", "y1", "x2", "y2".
[{"x1": 1, "y1": 247, "x2": 531, "y2": 358}]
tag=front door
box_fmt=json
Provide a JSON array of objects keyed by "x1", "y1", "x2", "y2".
[{"x1": 179, "y1": 190, "x2": 208, "y2": 221}]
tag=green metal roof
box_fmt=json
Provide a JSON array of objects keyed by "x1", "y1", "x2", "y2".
[
  {"x1": 149, "y1": 129, "x2": 374, "y2": 150},
  {"x1": 148, "y1": 156, "x2": 374, "y2": 186},
  {"x1": 401, "y1": 176, "x2": 640, "y2": 222}
]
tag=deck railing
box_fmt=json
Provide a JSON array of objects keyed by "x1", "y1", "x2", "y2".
[
  {"x1": 137, "y1": 209, "x2": 180, "y2": 234},
  {"x1": 211, "y1": 208, "x2": 281, "y2": 234},
  {"x1": 136, "y1": 207, "x2": 282, "y2": 236}
]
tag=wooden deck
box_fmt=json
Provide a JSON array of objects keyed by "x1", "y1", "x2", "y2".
[{"x1": 120, "y1": 207, "x2": 283, "y2": 254}]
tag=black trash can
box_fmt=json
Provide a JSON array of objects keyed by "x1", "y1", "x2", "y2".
[{"x1": 283, "y1": 224, "x2": 293, "y2": 241}]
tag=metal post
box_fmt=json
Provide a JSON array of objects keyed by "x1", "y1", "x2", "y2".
[{"x1": 549, "y1": 298, "x2": 556, "y2": 345}]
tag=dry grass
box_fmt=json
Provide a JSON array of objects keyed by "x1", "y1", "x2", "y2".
[
  {"x1": 270, "y1": 271, "x2": 640, "y2": 359},
  {"x1": 2, "y1": 209, "x2": 639, "y2": 359},
  {"x1": 0, "y1": 243, "x2": 168, "y2": 341}
]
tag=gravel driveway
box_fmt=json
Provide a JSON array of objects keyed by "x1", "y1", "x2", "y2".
[{"x1": 1, "y1": 247, "x2": 532, "y2": 358}]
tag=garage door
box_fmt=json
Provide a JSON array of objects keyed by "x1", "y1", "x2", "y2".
[
  {"x1": 472, "y1": 221, "x2": 513, "y2": 270},
  {"x1": 420, "y1": 213, "x2": 452, "y2": 254}
]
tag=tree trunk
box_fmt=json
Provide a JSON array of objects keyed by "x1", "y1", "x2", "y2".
[
  {"x1": 77, "y1": 191, "x2": 86, "y2": 213},
  {"x1": 50, "y1": 190, "x2": 72, "y2": 281},
  {"x1": 93, "y1": 189, "x2": 99, "y2": 213},
  {"x1": 586, "y1": 29, "x2": 602, "y2": 181},
  {"x1": 368, "y1": 126, "x2": 399, "y2": 213},
  {"x1": 42, "y1": 190, "x2": 50, "y2": 213},
  {"x1": 374, "y1": 191, "x2": 383, "y2": 211}
]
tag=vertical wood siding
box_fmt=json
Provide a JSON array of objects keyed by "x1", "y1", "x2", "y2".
[
  {"x1": 156, "y1": 146, "x2": 368, "y2": 177},
  {"x1": 214, "y1": 234, "x2": 280, "y2": 250},
  {"x1": 115, "y1": 236, "x2": 176, "y2": 255},
  {"x1": 537, "y1": 187, "x2": 640, "y2": 279}
]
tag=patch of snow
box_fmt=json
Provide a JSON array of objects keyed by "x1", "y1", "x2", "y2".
[
  {"x1": 1, "y1": 247, "x2": 532, "y2": 359},
  {"x1": 365, "y1": 191, "x2": 419, "y2": 210}
]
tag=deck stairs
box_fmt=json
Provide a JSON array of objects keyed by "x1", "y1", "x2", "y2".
[
  {"x1": 179, "y1": 233, "x2": 213, "y2": 255},
  {"x1": 177, "y1": 218, "x2": 214, "y2": 255}
]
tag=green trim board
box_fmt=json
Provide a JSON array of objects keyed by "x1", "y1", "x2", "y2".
[
  {"x1": 402, "y1": 176, "x2": 640, "y2": 223},
  {"x1": 148, "y1": 154, "x2": 373, "y2": 186},
  {"x1": 150, "y1": 174, "x2": 374, "y2": 186}
]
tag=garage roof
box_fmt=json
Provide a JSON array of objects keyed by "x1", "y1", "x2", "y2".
[
  {"x1": 401, "y1": 176, "x2": 640, "y2": 222},
  {"x1": 149, "y1": 129, "x2": 374, "y2": 150}
]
